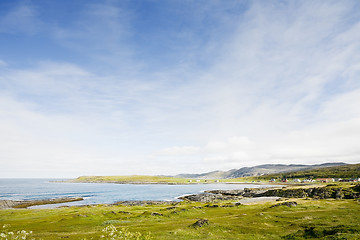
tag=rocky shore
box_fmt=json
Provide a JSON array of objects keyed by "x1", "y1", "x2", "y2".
[
  {"x1": 2, "y1": 184, "x2": 358, "y2": 209},
  {"x1": 0, "y1": 197, "x2": 84, "y2": 209},
  {"x1": 179, "y1": 184, "x2": 360, "y2": 202}
]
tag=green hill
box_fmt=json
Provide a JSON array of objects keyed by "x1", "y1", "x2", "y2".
[
  {"x1": 257, "y1": 163, "x2": 360, "y2": 180},
  {"x1": 68, "y1": 175, "x2": 206, "y2": 184}
]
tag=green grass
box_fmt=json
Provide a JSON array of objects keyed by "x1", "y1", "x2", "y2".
[
  {"x1": 69, "y1": 175, "x2": 219, "y2": 184},
  {"x1": 1, "y1": 199, "x2": 360, "y2": 239},
  {"x1": 257, "y1": 163, "x2": 360, "y2": 181}
]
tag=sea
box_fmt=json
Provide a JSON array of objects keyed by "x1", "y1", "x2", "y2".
[{"x1": 0, "y1": 179, "x2": 274, "y2": 209}]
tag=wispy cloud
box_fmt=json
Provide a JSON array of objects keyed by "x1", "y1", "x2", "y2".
[
  {"x1": 147, "y1": 0, "x2": 360, "y2": 172},
  {"x1": 0, "y1": 1, "x2": 360, "y2": 177},
  {"x1": 0, "y1": 2, "x2": 41, "y2": 34},
  {"x1": 52, "y1": 2, "x2": 136, "y2": 71}
]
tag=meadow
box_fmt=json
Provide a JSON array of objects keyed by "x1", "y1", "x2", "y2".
[
  {"x1": 69, "y1": 175, "x2": 201, "y2": 184},
  {"x1": 1, "y1": 198, "x2": 359, "y2": 239}
]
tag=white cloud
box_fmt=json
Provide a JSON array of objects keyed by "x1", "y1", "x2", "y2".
[
  {"x1": 155, "y1": 115, "x2": 360, "y2": 171},
  {"x1": 1, "y1": 1, "x2": 360, "y2": 177}
]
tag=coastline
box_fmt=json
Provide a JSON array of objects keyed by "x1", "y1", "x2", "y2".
[
  {"x1": 0, "y1": 197, "x2": 84, "y2": 209},
  {"x1": 63, "y1": 178, "x2": 286, "y2": 186},
  {"x1": 0, "y1": 181, "x2": 282, "y2": 209},
  {"x1": 4, "y1": 180, "x2": 356, "y2": 209},
  {"x1": 1, "y1": 183, "x2": 359, "y2": 239}
]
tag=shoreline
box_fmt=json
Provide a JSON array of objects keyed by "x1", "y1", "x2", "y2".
[
  {"x1": 0, "y1": 197, "x2": 84, "y2": 209},
  {"x1": 63, "y1": 179, "x2": 287, "y2": 186},
  {"x1": 0, "y1": 183, "x2": 281, "y2": 209},
  {"x1": 1, "y1": 183, "x2": 358, "y2": 209}
]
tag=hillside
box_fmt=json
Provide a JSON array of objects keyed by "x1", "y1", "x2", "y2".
[
  {"x1": 175, "y1": 170, "x2": 237, "y2": 179},
  {"x1": 175, "y1": 162, "x2": 346, "y2": 179},
  {"x1": 257, "y1": 163, "x2": 360, "y2": 180}
]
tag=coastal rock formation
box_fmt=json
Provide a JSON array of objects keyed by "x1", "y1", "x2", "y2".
[
  {"x1": 0, "y1": 200, "x2": 22, "y2": 209},
  {"x1": 206, "y1": 188, "x2": 270, "y2": 197},
  {"x1": 0, "y1": 197, "x2": 84, "y2": 209},
  {"x1": 180, "y1": 185, "x2": 360, "y2": 203},
  {"x1": 178, "y1": 193, "x2": 243, "y2": 203},
  {"x1": 255, "y1": 185, "x2": 360, "y2": 199}
]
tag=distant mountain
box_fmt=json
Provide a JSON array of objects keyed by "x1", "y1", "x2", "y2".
[
  {"x1": 262, "y1": 163, "x2": 360, "y2": 179},
  {"x1": 175, "y1": 162, "x2": 347, "y2": 179},
  {"x1": 175, "y1": 170, "x2": 236, "y2": 179}
]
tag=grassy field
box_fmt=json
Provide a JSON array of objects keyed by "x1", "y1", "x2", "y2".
[
  {"x1": 69, "y1": 175, "x2": 211, "y2": 184},
  {"x1": 70, "y1": 175, "x2": 282, "y2": 185},
  {"x1": 1, "y1": 198, "x2": 359, "y2": 239}
]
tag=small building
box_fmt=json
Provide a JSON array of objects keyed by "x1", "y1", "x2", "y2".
[
  {"x1": 340, "y1": 178, "x2": 360, "y2": 182},
  {"x1": 293, "y1": 179, "x2": 301, "y2": 183},
  {"x1": 317, "y1": 178, "x2": 334, "y2": 183},
  {"x1": 269, "y1": 178, "x2": 276, "y2": 182}
]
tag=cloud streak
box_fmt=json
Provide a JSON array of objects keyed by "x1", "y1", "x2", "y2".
[{"x1": 0, "y1": 0, "x2": 360, "y2": 177}]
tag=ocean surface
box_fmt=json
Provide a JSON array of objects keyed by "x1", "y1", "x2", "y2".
[{"x1": 0, "y1": 179, "x2": 275, "y2": 208}]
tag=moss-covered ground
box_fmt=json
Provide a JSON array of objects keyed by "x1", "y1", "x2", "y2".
[{"x1": 1, "y1": 198, "x2": 359, "y2": 239}]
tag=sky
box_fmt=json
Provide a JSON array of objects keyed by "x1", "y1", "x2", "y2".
[{"x1": 1, "y1": 0, "x2": 360, "y2": 178}]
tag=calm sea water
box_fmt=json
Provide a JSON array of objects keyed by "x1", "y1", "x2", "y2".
[{"x1": 0, "y1": 179, "x2": 274, "y2": 208}]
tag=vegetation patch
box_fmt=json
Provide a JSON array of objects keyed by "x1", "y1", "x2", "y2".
[
  {"x1": 1, "y1": 199, "x2": 359, "y2": 239},
  {"x1": 284, "y1": 225, "x2": 360, "y2": 239}
]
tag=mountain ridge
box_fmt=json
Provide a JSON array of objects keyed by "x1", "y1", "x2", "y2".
[{"x1": 175, "y1": 162, "x2": 347, "y2": 179}]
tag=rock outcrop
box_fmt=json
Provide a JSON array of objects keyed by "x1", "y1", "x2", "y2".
[
  {"x1": 190, "y1": 219, "x2": 210, "y2": 228},
  {"x1": 255, "y1": 185, "x2": 360, "y2": 199},
  {"x1": 270, "y1": 201, "x2": 298, "y2": 208},
  {"x1": 178, "y1": 193, "x2": 243, "y2": 203},
  {"x1": 0, "y1": 200, "x2": 22, "y2": 209},
  {"x1": 0, "y1": 197, "x2": 84, "y2": 209},
  {"x1": 179, "y1": 184, "x2": 360, "y2": 202}
]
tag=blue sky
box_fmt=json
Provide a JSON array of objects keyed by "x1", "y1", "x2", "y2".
[{"x1": 1, "y1": 0, "x2": 360, "y2": 178}]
